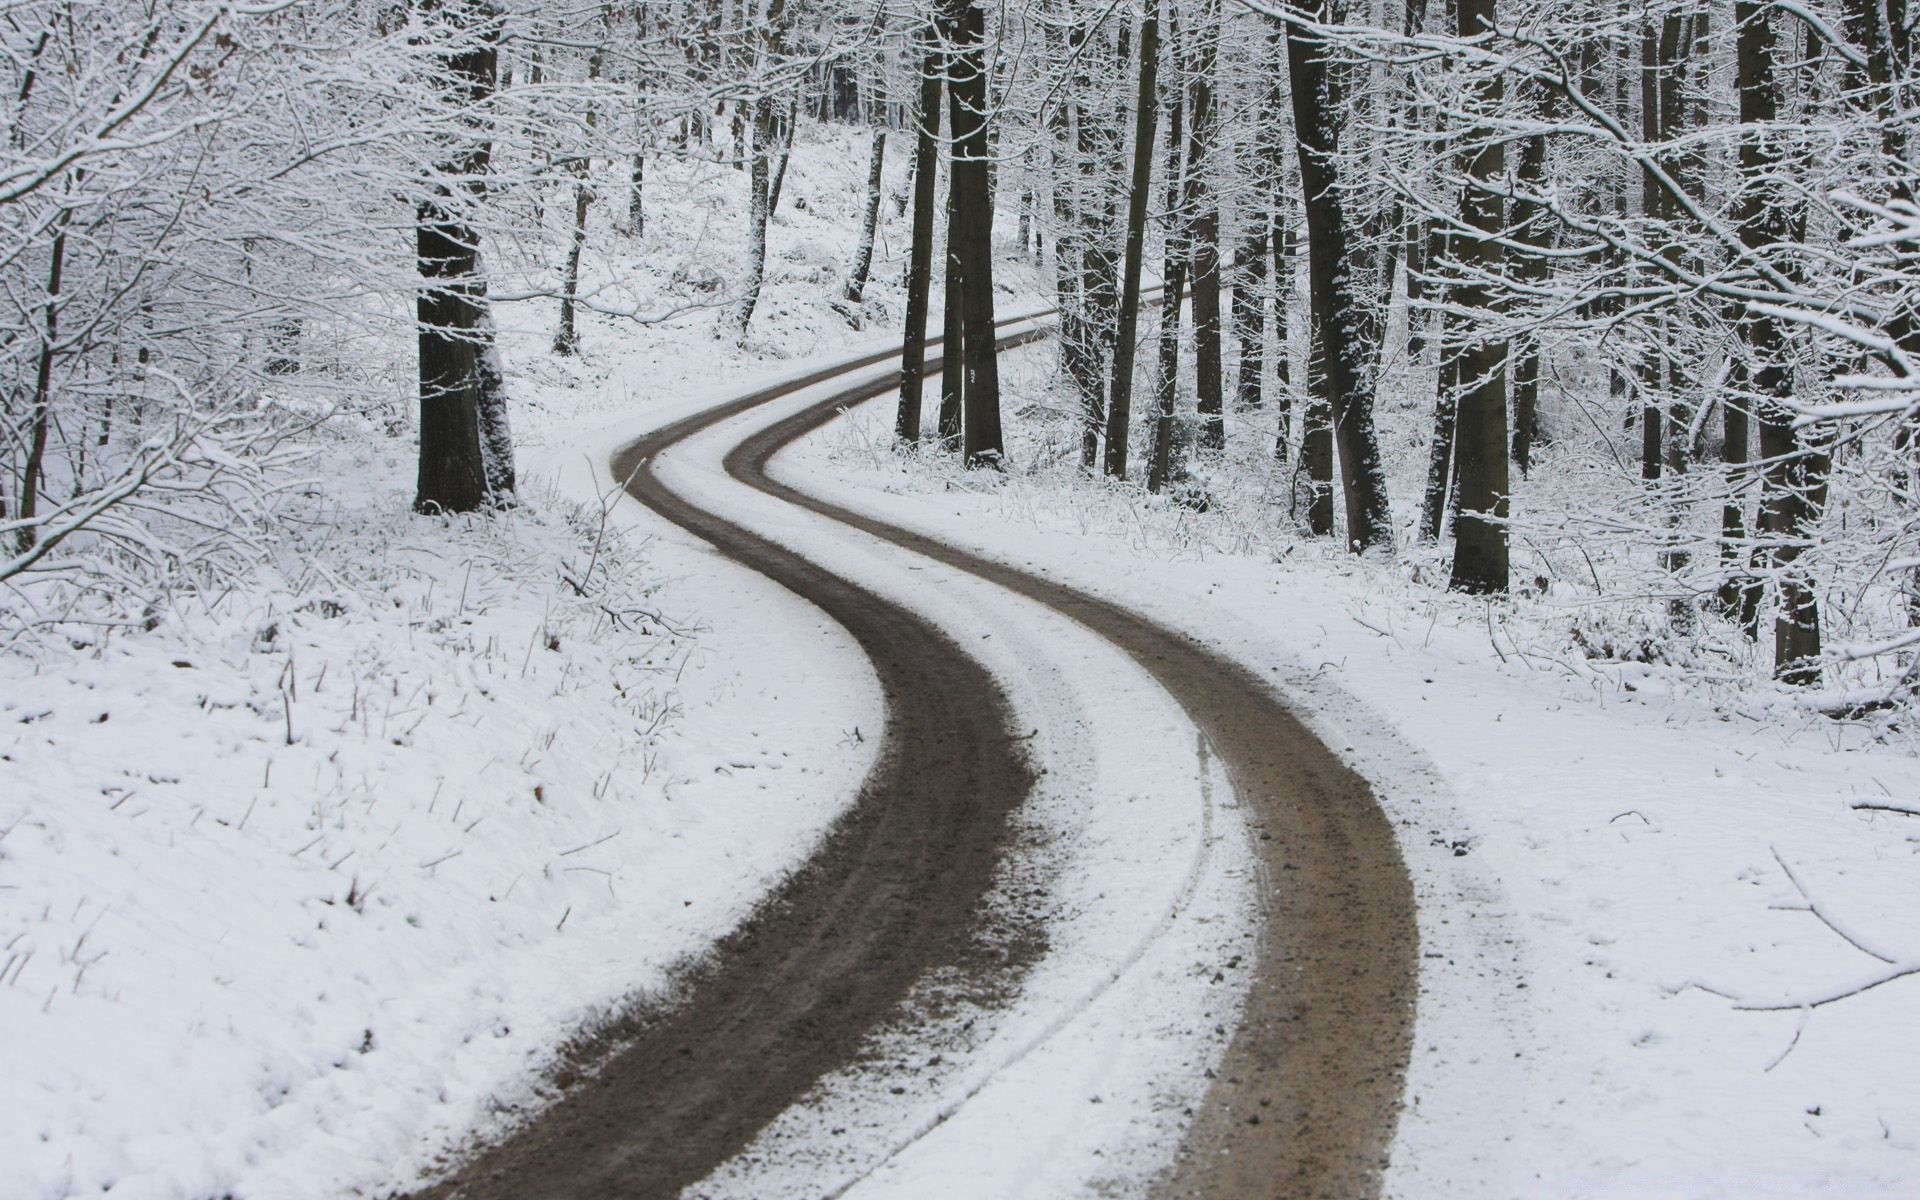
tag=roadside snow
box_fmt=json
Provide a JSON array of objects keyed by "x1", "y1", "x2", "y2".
[
  {"x1": 0, "y1": 128, "x2": 912, "y2": 1200},
  {"x1": 0, "y1": 416, "x2": 882, "y2": 1199}
]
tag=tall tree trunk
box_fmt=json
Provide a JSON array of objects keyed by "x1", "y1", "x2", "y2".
[
  {"x1": 1273, "y1": 211, "x2": 1294, "y2": 459},
  {"x1": 732, "y1": 0, "x2": 788, "y2": 336},
  {"x1": 1282, "y1": 0, "x2": 1392, "y2": 550},
  {"x1": 946, "y1": 0, "x2": 1002, "y2": 466},
  {"x1": 897, "y1": 30, "x2": 943, "y2": 442},
  {"x1": 1507, "y1": 82, "x2": 1553, "y2": 477},
  {"x1": 554, "y1": 42, "x2": 605, "y2": 357},
  {"x1": 1737, "y1": 0, "x2": 1823, "y2": 682},
  {"x1": 1105, "y1": 9, "x2": 1159, "y2": 481},
  {"x1": 940, "y1": 177, "x2": 965, "y2": 450},
  {"x1": 1188, "y1": 0, "x2": 1225, "y2": 454},
  {"x1": 1418, "y1": 318, "x2": 1457, "y2": 542},
  {"x1": 846, "y1": 128, "x2": 887, "y2": 302},
  {"x1": 1148, "y1": 9, "x2": 1188, "y2": 495},
  {"x1": 16, "y1": 216, "x2": 64, "y2": 552},
  {"x1": 732, "y1": 96, "x2": 776, "y2": 335},
  {"x1": 1045, "y1": 14, "x2": 1096, "y2": 461},
  {"x1": 553, "y1": 179, "x2": 591, "y2": 355},
  {"x1": 416, "y1": 0, "x2": 505, "y2": 515},
  {"x1": 1447, "y1": 0, "x2": 1510, "y2": 594}
]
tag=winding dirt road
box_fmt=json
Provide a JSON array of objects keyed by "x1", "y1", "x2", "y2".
[{"x1": 409, "y1": 320, "x2": 1417, "y2": 1200}]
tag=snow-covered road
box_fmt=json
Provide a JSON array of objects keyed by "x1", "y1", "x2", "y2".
[{"x1": 417, "y1": 315, "x2": 1417, "y2": 1199}]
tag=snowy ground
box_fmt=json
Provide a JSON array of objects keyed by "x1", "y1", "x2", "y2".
[
  {"x1": 0, "y1": 128, "x2": 927, "y2": 1200},
  {"x1": 8, "y1": 115, "x2": 1920, "y2": 1200},
  {"x1": 782, "y1": 340, "x2": 1920, "y2": 1198}
]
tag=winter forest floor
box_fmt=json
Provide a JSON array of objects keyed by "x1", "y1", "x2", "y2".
[{"x1": 5, "y1": 125, "x2": 1920, "y2": 1200}]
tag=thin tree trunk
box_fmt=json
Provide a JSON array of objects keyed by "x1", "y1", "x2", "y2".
[
  {"x1": 732, "y1": 1, "x2": 788, "y2": 336},
  {"x1": 1273, "y1": 212, "x2": 1294, "y2": 459},
  {"x1": 17, "y1": 216, "x2": 64, "y2": 552},
  {"x1": 897, "y1": 31, "x2": 943, "y2": 442},
  {"x1": 1232, "y1": 217, "x2": 1267, "y2": 410},
  {"x1": 846, "y1": 128, "x2": 887, "y2": 302},
  {"x1": 1418, "y1": 316, "x2": 1457, "y2": 542},
  {"x1": 1188, "y1": 0, "x2": 1225, "y2": 454},
  {"x1": 553, "y1": 179, "x2": 590, "y2": 355},
  {"x1": 628, "y1": 152, "x2": 645, "y2": 236},
  {"x1": 767, "y1": 98, "x2": 796, "y2": 214},
  {"x1": 554, "y1": 42, "x2": 605, "y2": 357},
  {"x1": 1148, "y1": 9, "x2": 1188, "y2": 495},
  {"x1": 1507, "y1": 83, "x2": 1553, "y2": 476}
]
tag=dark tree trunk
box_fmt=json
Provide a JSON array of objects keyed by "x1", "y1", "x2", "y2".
[
  {"x1": 555, "y1": 44, "x2": 605, "y2": 357},
  {"x1": 732, "y1": 2, "x2": 789, "y2": 336},
  {"x1": 1447, "y1": 0, "x2": 1510, "y2": 594},
  {"x1": 767, "y1": 98, "x2": 796, "y2": 214},
  {"x1": 940, "y1": 181, "x2": 965, "y2": 450},
  {"x1": 416, "y1": 0, "x2": 506, "y2": 515},
  {"x1": 1418, "y1": 316, "x2": 1457, "y2": 543},
  {"x1": 553, "y1": 178, "x2": 590, "y2": 355},
  {"x1": 945, "y1": 0, "x2": 1003, "y2": 467},
  {"x1": 1737, "y1": 0, "x2": 1823, "y2": 682},
  {"x1": 1148, "y1": 9, "x2": 1188, "y2": 495},
  {"x1": 416, "y1": 207, "x2": 491, "y2": 514},
  {"x1": 1232, "y1": 225, "x2": 1268, "y2": 411},
  {"x1": 1507, "y1": 83, "x2": 1554, "y2": 477},
  {"x1": 897, "y1": 32, "x2": 943, "y2": 442},
  {"x1": 16, "y1": 217, "x2": 64, "y2": 552},
  {"x1": 1282, "y1": 0, "x2": 1392, "y2": 551},
  {"x1": 1187, "y1": 1, "x2": 1225, "y2": 454},
  {"x1": 1104, "y1": 10, "x2": 1159, "y2": 481}
]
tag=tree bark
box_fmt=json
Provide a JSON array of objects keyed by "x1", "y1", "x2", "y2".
[
  {"x1": 945, "y1": 0, "x2": 1002, "y2": 467},
  {"x1": 415, "y1": 0, "x2": 505, "y2": 515},
  {"x1": 1282, "y1": 0, "x2": 1392, "y2": 551},
  {"x1": 1737, "y1": 0, "x2": 1822, "y2": 683},
  {"x1": 897, "y1": 31, "x2": 943, "y2": 442},
  {"x1": 1148, "y1": 8, "x2": 1188, "y2": 495},
  {"x1": 628, "y1": 152, "x2": 645, "y2": 237},
  {"x1": 1104, "y1": 10, "x2": 1159, "y2": 481},
  {"x1": 1507, "y1": 82, "x2": 1553, "y2": 476},
  {"x1": 1187, "y1": 0, "x2": 1225, "y2": 454},
  {"x1": 846, "y1": 129, "x2": 887, "y2": 302},
  {"x1": 1446, "y1": 0, "x2": 1510, "y2": 594},
  {"x1": 731, "y1": 95, "x2": 776, "y2": 335}
]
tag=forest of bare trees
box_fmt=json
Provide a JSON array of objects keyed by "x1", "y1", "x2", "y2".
[{"x1": 5, "y1": 0, "x2": 1919, "y2": 699}]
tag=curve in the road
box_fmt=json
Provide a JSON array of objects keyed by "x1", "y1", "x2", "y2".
[
  {"x1": 408, "y1": 317, "x2": 1417, "y2": 1200},
  {"x1": 729, "y1": 346, "x2": 1419, "y2": 1200}
]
